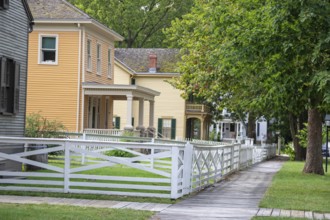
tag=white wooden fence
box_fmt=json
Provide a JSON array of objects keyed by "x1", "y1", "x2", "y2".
[{"x1": 0, "y1": 136, "x2": 276, "y2": 199}]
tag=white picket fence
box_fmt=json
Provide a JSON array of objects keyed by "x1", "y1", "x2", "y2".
[{"x1": 0, "y1": 136, "x2": 276, "y2": 199}]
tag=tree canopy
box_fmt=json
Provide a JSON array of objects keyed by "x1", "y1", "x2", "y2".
[
  {"x1": 165, "y1": 0, "x2": 330, "y2": 174},
  {"x1": 69, "y1": 0, "x2": 194, "y2": 48}
]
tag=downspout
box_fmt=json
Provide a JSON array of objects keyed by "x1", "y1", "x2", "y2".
[
  {"x1": 80, "y1": 26, "x2": 86, "y2": 132},
  {"x1": 76, "y1": 23, "x2": 82, "y2": 132}
]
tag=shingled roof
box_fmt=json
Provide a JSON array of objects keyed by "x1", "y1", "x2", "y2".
[
  {"x1": 27, "y1": 0, "x2": 89, "y2": 20},
  {"x1": 115, "y1": 48, "x2": 180, "y2": 73}
]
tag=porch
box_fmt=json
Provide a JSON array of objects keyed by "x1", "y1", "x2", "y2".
[{"x1": 82, "y1": 83, "x2": 160, "y2": 136}]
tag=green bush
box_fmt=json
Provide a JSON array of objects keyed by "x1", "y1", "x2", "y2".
[
  {"x1": 283, "y1": 142, "x2": 295, "y2": 161},
  {"x1": 25, "y1": 112, "x2": 66, "y2": 138},
  {"x1": 104, "y1": 150, "x2": 135, "y2": 158},
  {"x1": 25, "y1": 112, "x2": 66, "y2": 156}
]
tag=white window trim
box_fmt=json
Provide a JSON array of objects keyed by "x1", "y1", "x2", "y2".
[
  {"x1": 87, "y1": 39, "x2": 92, "y2": 72},
  {"x1": 38, "y1": 34, "x2": 59, "y2": 65},
  {"x1": 107, "y1": 48, "x2": 112, "y2": 79},
  {"x1": 96, "y1": 43, "x2": 102, "y2": 75}
]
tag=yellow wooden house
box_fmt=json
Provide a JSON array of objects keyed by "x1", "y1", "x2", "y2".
[
  {"x1": 114, "y1": 49, "x2": 212, "y2": 140},
  {"x1": 26, "y1": 0, "x2": 160, "y2": 133}
]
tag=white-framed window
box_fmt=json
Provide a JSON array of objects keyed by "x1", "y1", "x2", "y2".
[
  {"x1": 107, "y1": 48, "x2": 112, "y2": 78},
  {"x1": 39, "y1": 34, "x2": 58, "y2": 65},
  {"x1": 96, "y1": 43, "x2": 101, "y2": 75},
  {"x1": 87, "y1": 39, "x2": 92, "y2": 71},
  {"x1": 162, "y1": 119, "x2": 172, "y2": 139}
]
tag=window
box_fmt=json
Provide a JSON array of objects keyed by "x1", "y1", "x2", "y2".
[
  {"x1": 0, "y1": 56, "x2": 20, "y2": 115},
  {"x1": 0, "y1": 0, "x2": 9, "y2": 10},
  {"x1": 158, "y1": 118, "x2": 176, "y2": 139},
  {"x1": 87, "y1": 39, "x2": 92, "y2": 71},
  {"x1": 39, "y1": 35, "x2": 58, "y2": 64},
  {"x1": 131, "y1": 78, "x2": 136, "y2": 85},
  {"x1": 96, "y1": 43, "x2": 101, "y2": 74},
  {"x1": 107, "y1": 48, "x2": 112, "y2": 78}
]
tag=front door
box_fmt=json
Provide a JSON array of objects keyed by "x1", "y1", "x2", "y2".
[{"x1": 88, "y1": 96, "x2": 100, "y2": 128}]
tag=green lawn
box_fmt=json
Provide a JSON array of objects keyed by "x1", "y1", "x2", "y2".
[
  {"x1": 0, "y1": 155, "x2": 175, "y2": 204},
  {"x1": 259, "y1": 161, "x2": 330, "y2": 213},
  {"x1": 253, "y1": 217, "x2": 308, "y2": 220},
  {"x1": 0, "y1": 203, "x2": 154, "y2": 220}
]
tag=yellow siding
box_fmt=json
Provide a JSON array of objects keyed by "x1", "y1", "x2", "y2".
[
  {"x1": 84, "y1": 31, "x2": 114, "y2": 85},
  {"x1": 26, "y1": 31, "x2": 79, "y2": 131},
  {"x1": 113, "y1": 64, "x2": 186, "y2": 139},
  {"x1": 114, "y1": 62, "x2": 132, "y2": 84},
  {"x1": 138, "y1": 77, "x2": 186, "y2": 139}
]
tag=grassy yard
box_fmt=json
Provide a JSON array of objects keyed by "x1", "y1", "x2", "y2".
[
  {"x1": 259, "y1": 161, "x2": 330, "y2": 213},
  {"x1": 254, "y1": 217, "x2": 308, "y2": 220},
  {"x1": 0, "y1": 203, "x2": 154, "y2": 220},
  {"x1": 0, "y1": 155, "x2": 175, "y2": 204}
]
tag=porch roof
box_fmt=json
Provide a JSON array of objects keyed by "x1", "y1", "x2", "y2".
[{"x1": 82, "y1": 83, "x2": 160, "y2": 101}]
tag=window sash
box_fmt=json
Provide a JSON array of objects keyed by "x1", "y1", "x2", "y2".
[
  {"x1": 39, "y1": 35, "x2": 58, "y2": 64},
  {"x1": 97, "y1": 44, "x2": 101, "y2": 74},
  {"x1": 87, "y1": 40, "x2": 92, "y2": 70}
]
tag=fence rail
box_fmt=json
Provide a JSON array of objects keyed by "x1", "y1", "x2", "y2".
[{"x1": 0, "y1": 136, "x2": 276, "y2": 199}]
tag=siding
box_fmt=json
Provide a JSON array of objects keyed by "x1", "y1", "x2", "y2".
[
  {"x1": 0, "y1": 0, "x2": 30, "y2": 137},
  {"x1": 26, "y1": 31, "x2": 79, "y2": 131},
  {"x1": 112, "y1": 65, "x2": 186, "y2": 139},
  {"x1": 84, "y1": 30, "x2": 114, "y2": 85}
]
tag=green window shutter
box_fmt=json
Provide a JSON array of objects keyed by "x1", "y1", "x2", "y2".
[
  {"x1": 171, "y1": 118, "x2": 176, "y2": 140},
  {"x1": 157, "y1": 118, "x2": 163, "y2": 138},
  {"x1": 132, "y1": 117, "x2": 134, "y2": 126},
  {"x1": 115, "y1": 117, "x2": 120, "y2": 129}
]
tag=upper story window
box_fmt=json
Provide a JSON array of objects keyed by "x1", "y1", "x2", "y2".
[
  {"x1": 87, "y1": 39, "x2": 92, "y2": 71},
  {"x1": 39, "y1": 35, "x2": 58, "y2": 65},
  {"x1": 0, "y1": 0, "x2": 9, "y2": 10},
  {"x1": 0, "y1": 56, "x2": 20, "y2": 115},
  {"x1": 107, "y1": 48, "x2": 112, "y2": 78},
  {"x1": 96, "y1": 43, "x2": 101, "y2": 75}
]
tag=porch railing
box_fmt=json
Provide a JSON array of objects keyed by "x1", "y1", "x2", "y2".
[{"x1": 186, "y1": 104, "x2": 210, "y2": 113}]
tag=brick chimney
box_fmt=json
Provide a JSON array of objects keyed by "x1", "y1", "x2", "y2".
[{"x1": 148, "y1": 54, "x2": 157, "y2": 73}]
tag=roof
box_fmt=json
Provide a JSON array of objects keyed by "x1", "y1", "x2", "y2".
[
  {"x1": 26, "y1": 0, "x2": 123, "y2": 41},
  {"x1": 115, "y1": 48, "x2": 180, "y2": 73},
  {"x1": 27, "y1": 0, "x2": 89, "y2": 20}
]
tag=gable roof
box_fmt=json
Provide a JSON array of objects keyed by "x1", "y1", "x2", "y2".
[
  {"x1": 115, "y1": 48, "x2": 180, "y2": 74},
  {"x1": 27, "y1": 0, "x2": 88, "y2": 20},
  {"x1": 27, "y1": 0, "x2": 123, "y2": 41}
]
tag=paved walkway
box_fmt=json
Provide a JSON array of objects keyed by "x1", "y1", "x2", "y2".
[
  {"x1": 152, "y1": 160, "x2": 284, "y2": 220},
  {"x1": 1, "y1": 160, "x2": 330, "y2": 219}
]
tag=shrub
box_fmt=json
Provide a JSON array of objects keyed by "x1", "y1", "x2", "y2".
[
  {"x1": 25, "y1": 112, "x2": 66, "y2": 156},
  {"x1": 25, "y1": 112, "x2": 66, "y2": 138},
  {"x1": 283, "y1": 142, "x2": 295, "y2": 161},
  {"x1": 104, "y1": 150, "x2": 135, "y2": 158}
]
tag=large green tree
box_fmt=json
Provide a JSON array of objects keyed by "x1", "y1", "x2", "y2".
[
  {"x1": 69, "y1": 0, "x2": 193, "y2": 48},
  {"x1": 166, "y1": 0, "x2": 330, "y2": 174}
]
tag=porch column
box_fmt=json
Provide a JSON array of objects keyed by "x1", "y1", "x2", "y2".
[
  {"x1": 147, "y1": 100, "x2": 155, "y2": 137},
  {"x1": 201, "y1": 118, "x2": 205, "y2": 140},
  {"x1": 124, "y1": 94, "x2": 134, "y2": 131},
  {"x1": 220, "y1": 122, "x2": 223, "y2": 140},
  {"x1": 136, "y1": 98, "x2": 145, "y2": 136}
]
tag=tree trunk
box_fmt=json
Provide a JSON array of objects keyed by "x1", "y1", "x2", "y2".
[
  {"x1": 247, "y1": 113, "x2": 256, "y2": 142},
  {"x1": 288, "y1": 113, "x2": 306, "y2": 161},
  {"x1": 303, "y1": 108, "x2": 324, "y2": 175}
]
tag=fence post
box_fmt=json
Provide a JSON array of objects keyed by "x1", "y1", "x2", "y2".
[
  {"x1": 230, "y1": 145, "x2": 235, "y2": 171},
  {"x1": 81, "y1": 133, "x2": 86, "y2": 165},
  {"x1": 238, "y1": 144, "x2": 241, "y2": 171},
  {"x1": 64, "y1": 141, "x2": 70, "y2": 193},
  {"x1": 182, "y1": 142, "x2": 193, "y2": 195},
  {"x1": 170, "y1": 146, "x2": 179, "y2": 199}
]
